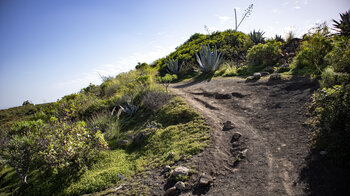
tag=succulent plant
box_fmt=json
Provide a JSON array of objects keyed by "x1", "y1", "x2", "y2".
[
  {"x1": 119, "y1": 97, "x2": 139, "y2": 116},
  {"x1": 249, "y1": 30, "x2": 265, "y2": 44},
  {"x1": 195, "y1": 45, "x2": 223, "y2": 73},
  {"x1": 166, "y1": 58, "x2": 182, "y2": 75},
  {"x1": 274, "y1": 34, "x2": 284, "y2": 42},
  {"x1": 333, "y1": 10, "x2": 350, "y2": 36}
]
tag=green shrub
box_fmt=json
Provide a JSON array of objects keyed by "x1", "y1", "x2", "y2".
[
  {"x1": 312, "y1": 84, "x2": 350, "y2": 166},
  {"x1": 246, "y1": 41, "x2": 281, "y2": 73},
  {"x1": 291, "y1": 25, "x2": 332, "y2": 75},
  {"x1": 321, "y1": 67, "x2": 350, "y2": 88},
  {"x1": 325, "y1": 36, "x2": 350, "y2": 74},
  {"x1": 2, "y1": 119, "x2": 109, "y2": 184}
]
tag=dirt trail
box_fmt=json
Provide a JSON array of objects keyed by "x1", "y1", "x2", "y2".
[{"x1": 168, "y1": 77, "x2": 319, "y2": 196}]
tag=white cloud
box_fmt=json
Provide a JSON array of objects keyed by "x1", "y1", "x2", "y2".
[
  {"x1": 218, "y1": 15, "x2": 231, "y2": 24},
  {"x1": 293, "y1": 6, "x2": 301, "y2": 9}
]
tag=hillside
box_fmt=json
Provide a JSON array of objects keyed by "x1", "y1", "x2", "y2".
[{"x1": 1, "y1": 10, "x2": 350, "y2": 196}]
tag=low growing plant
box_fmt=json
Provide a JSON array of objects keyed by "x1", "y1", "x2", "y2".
[{"x1": 119, "y1": 97, "x2": 140, "y2": 117}]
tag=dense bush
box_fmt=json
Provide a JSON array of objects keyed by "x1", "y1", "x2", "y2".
[
  {"x1": 325, "y1": 36, "x2": 350, "y2": 74},
  {"x1": 246, "y1": 41, "x2": 281, "y2": 73},
  {"x1": 2, "y1": 119, "x2": 108, "y2": 184},
  {"x1": 312, "y1": 84, "x2": 350, "y2": 166},
  {"x1": 291, "y1": 25, "x2": 332, "y2": 75}
]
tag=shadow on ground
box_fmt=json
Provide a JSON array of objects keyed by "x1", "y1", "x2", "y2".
[{"x1": 299, "y1": 150, "x2": 350, "y2": 196}]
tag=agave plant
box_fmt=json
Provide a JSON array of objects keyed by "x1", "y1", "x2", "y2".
[
  {"x1": 249, "y1": 30, "x2": 265, "y2": 44},
  {"x1": 166, "y1": 58, "x2": 182, "y2": 75},
  {"x1": 119, "y1": 97, "x2": 139, "y2": 116},
  {"x1": 333, "y1": 10, "x2": 350, "y2": 36},
  {"x1": 274, "y1": 34, "x2": 284, "y2": 42},
  {"x1": 195, "y1": 44, "x2": 223, "y2": 73}
]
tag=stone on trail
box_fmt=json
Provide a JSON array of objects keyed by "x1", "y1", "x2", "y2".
[
  {"x1": 199, "y1": 174, "x2": 214, "y2": 186},
  {"x1": 175, "y1": 181, "x2": 186, "y2": 190},
  {"x1": 230, "y1": 132, "x2": 242, "y2": 143},
  {"x1": 172, "y1": 166, "x2": 189, "y2": 177},
  {"x1": 223, "y1": 121, "x2": 235, "y2": 131}
]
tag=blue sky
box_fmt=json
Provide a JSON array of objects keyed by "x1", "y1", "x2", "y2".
[{"x1": 0, "y1": 0, "x2": 349, "y2": 109}]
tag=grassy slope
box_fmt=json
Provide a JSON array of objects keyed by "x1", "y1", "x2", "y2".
[{"x1": 0, "y1": 97, "x2": 210, "y2": 195}]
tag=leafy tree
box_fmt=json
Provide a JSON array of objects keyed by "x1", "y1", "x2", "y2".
[
  {"x1": 157, "y1": 74, "x2": 177, "y2": 93},
  {"x1": 291, "y1": 24, "x2": 332, "y2": 75}
]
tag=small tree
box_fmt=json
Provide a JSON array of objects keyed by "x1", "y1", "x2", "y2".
[
  {"x1": 157, "y1": 74, "x2": 177, "y2": 93},
  {"x1": 22, "y1": 100, "x2": 32, "y2": 106}
]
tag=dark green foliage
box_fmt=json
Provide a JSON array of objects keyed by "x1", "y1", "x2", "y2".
[
  {"x1": 249, "y1": 30, "x2": 265, "y2": 44},
  {"x1": 135, "y1": 62, "x2": 149, "y2": 70},
  {"x1": 22, "y1": 100, "x2": 32, "y2": 106},
  {"x1": 312, "y1": 85, "x2": 350, "y2": 166},
  {"x1": 291, "y1": 25, "x2": 332, "y2": 75},
  {"x1": 246, "y1": 41, "x2": 281, "y2": 73},
  {"x1": 333, "y1": 10, "x2": 350, "y2": 37}
]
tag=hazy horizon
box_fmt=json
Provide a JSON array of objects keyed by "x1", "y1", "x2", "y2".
[{"x1": 1, "y1": 0, "x2": 349, "y2": 109}]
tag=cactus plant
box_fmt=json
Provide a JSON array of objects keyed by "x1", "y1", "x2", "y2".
[
  {"x1": 166, "y1": 59, "x2": 182, "y2": 75},
  {"x1": 195, "y1": 45, "x2": 223, "y2": 73},
  {"x1": 119, "y1": 97, "x2": 139, "y2": 116}
]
